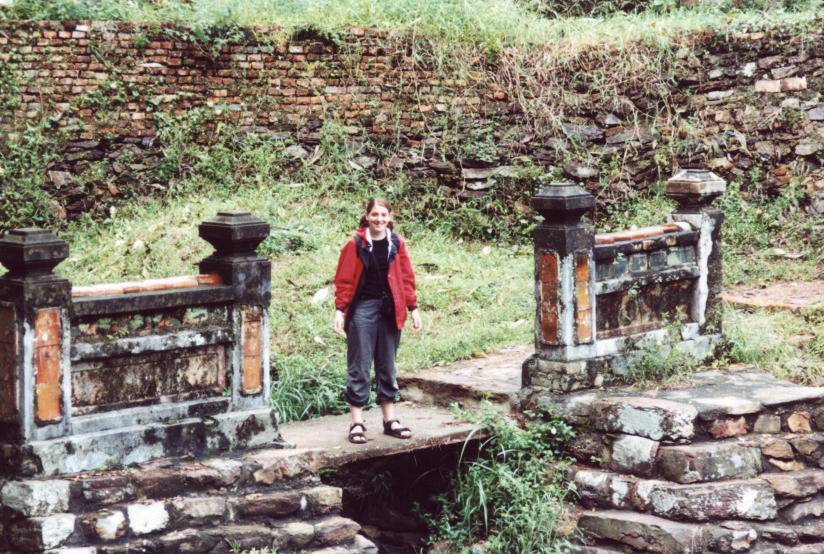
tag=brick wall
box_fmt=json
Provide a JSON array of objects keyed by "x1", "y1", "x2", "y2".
[
  {"x1": 1, "y1": 20, "x2": 823, "y2": 222},
  {"x1": 0, "y1": 21, "x2": 495, "y2": 139}
]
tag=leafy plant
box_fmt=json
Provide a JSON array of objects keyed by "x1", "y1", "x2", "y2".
[{"x1": 428, "y1": 404, "x2": 575, "y2": 553}]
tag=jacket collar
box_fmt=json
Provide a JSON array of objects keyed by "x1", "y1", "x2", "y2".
[{"x1": 355, "y1": 227, "x2": 397, "y2": 260}]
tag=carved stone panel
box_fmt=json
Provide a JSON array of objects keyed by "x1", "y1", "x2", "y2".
[{"x1": 70, "y1": 345, "x2": 227, "y2": 415}]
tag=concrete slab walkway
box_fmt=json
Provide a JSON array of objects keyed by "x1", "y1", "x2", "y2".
[
  {"x1": 275, "y1": 345, "x2": 532, "y2": 468},
  {"x1": 277, "y1": 402, "x2": 483, "y2": 468}
]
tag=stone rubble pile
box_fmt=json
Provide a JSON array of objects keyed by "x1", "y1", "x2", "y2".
[
  {"x1": 0, "y1": 448, "x2": 376, "y2": 554},
  {"x1": 534, "y1": 369, "x2": 824, "y2": 553}
]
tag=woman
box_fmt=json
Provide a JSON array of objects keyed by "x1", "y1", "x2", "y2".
[{"x1": 333, "y1": 198, "x2": 422, "y2": 444}]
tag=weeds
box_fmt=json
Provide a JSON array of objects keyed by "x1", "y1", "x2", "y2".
[
  {"x1": 624, "y1": 320, "x2": 704, "y2": 386},
  {"x1": 428, "y1": 404, "x2": 575, "y2": 553}
]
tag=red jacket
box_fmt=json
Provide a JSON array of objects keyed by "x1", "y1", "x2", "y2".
[{"x1": 334, "y1": 228, "x2": 418, "y2": 330}]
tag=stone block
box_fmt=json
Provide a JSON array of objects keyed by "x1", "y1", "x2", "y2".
[
  {"x1": 782, "y1": 495, "x2": 824, "y2": 522},
  {"x1": 750, "y1": 521, "x2": 799, "y2": 545},
  {"x1": 769, "y1": 458, "x2": 806, "y2": 472},
  {"x1": 646, "y1": 479, "x2": 776, "y2": 521},
  {"x1": 593, "y1": 397, "x2": 696, "y2": 441},
  {"x1": 762, "y1": 437, "x2": 794, "y2": 459},
  {"x1": 170, "y1": 496, "x2": 226, "y2": 520},
  {"x1": 80, "y1": 475, "x2": 137, "y2": 506},
  {"x1": 578, "y1": 510, "x2": 704, "y2": 553},
  {"x1": 754, "y1": 414, "x2": 782, "y2": 433},
  {"x1": 708, "y1": 416, "x2": 748, "y2": 438},
  {"x1": 247, "y1": 449, "x2": 322, "y2": 485},
  {"x1": 11, "y1": 513, "x2": 76, "y2": 550},
  {"x1": 0, "y1": 479, "x2": 71, "y2": 516},
  {"x1": 571, "y1": 468, "x2": 637, "y2": 509},
  {"x1": 277, "y1": 520, "x2": 315, "y2": 548},
  {"x1": 788, "y1": 412, "x2": 812, "y2": 433},
  {"x1": 305, "y1": 485, "x2": 343, "y2": 515},
  {"x1": 127, "y1": 502, "x2": 169, "y2": 535},
  {"x1": 82, "y1": 509, "x2": 127, "y2": 541},
  {"x1": 609, "y1": 434, "x2": 659, "y2": 477},
  {"x1": 232, "y1": 490, "x2": 303, "y2": 518},
  {"x1": 657, "y1": 443, "x2": 762, "y2": 483},
  {"x1": 313, "y1": 516, "x2": 361, "y2": 546},
  {"x1": 201, "y1": 458, "x2": 244, "y2": 485},
  {"x1": 791, "y1": 436, "x2": 820, "y2": 457},
  {"x1": 702, "y1": 521, "x2": 758, "y2": 552}
]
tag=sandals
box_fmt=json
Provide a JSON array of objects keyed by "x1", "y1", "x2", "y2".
[
  {"x1": 383, "y1": 419, "x2": 412, "y2": 439},
  {"x1": 348, "y1": 422, "x2": 367, "y2": 444}
]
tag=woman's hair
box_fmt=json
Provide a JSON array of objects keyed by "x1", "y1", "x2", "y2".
[{"x1": 359, "y1": 197, "x2": 394, "y2": 230}]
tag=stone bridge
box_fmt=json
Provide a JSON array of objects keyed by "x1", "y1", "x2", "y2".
[{"x1": 2, "y1": 169, "x2": 824, "y2": 553}]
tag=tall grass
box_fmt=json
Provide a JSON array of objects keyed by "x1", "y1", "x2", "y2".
[{"x1": 428, "y1": 404, "x2": 576, "y2": 553}]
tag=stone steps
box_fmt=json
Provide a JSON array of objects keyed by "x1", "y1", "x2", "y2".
[
  {"x1": 551, "y1": 369, "x2": 824, "y2": 553},
  {"x1": 0, "y1": 448, "x2": 375, "y2": 553},
  {"x1": 578, "y1": 508, "x2": 824, "y2": 553},
  {"x1": 571, "y1": 467, "x2": 777, "y2": 521},
  {"x1": 92, "y1": 518, "x2": 375, "y2": 554},
  {"x1": 395, "y1": 345, "x2": 525, "y2": 411}
]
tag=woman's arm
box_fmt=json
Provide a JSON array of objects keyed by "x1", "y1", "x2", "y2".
[
  {"x1": 333, "y1": 240, "x2": 358, "y2": 337},
  {"x1": 397, "y1": 240, "x2": 421, "y2": 331},
  {"x1": 333, "y1": 240, "x2": 358, "y2": 312}
]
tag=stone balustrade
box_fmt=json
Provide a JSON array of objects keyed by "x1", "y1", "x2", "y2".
[
  {"x1": 0, "y1": 212, "x2": 281, "y2": 477},
  {"x1": 524, "y1": 169, "x2": 727, "y2": 392}
]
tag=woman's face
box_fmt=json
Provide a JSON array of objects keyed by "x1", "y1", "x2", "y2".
[{"x1": 365, "y1": 204, "x2": 391, "y2": 236}]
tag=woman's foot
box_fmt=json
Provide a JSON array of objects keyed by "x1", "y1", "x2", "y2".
[
  {"x1": 348, "y1": 422, "x2": 367, "y2": 444},
  {"x1": 383, "y1": 419, "x2": 412, "y2": 439}
]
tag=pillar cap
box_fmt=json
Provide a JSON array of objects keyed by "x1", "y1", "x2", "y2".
[
  {"x1": 0, "y1": 228, "x2": 69, "y2": 277},
  {"x1": 532, "y1": 182, "x2": 595, "y2": 222},
  {"x1": 199, "y1": 212, "x2": 270, "y2": 257},
  {"x1": 665, "y1": 169, "x2": 726, "y2": 207}
]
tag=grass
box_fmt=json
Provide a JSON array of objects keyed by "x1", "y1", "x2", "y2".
[
  {"x1": 3, "y1": 0, "x2": 823, "y2": 55},
  {"x1": 718, "y1": 305, "x2": 824, "y2": 385}
]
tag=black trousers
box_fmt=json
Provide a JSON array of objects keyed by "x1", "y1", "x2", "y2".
[{"x1": 344, "y1": 298, "x2": 401, "y2": 407}]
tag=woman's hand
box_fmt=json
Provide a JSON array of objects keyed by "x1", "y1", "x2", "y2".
[
  {"x1": 334, "y1": 310, "x2": 346, "y2": 337},
  {"x1": 410, "y1": 308, "x2": 422, "y2": 332}
]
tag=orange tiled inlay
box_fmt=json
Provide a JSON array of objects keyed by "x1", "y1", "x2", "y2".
[
  {"x1": 241, "y1": 310, "x2": 263, "y2": 394},
  {"x1": 0, "y1": 304, "x2": 18, "y2": 420},
  {"x1": 34, "y1": 308, "x2": 62, "y2": 423},
  {"x1": 72, "y1": 274, "x2": 223, "y2": 298},
  {"x1": 575, "y1": 252, "x2": 592, "y2": 343},
  {"x1": 538, "y1": 253, "x2": 559, "y2": 344},
  {"x1": 594, "y1": 224, "x2": 681, "y2": 245}
]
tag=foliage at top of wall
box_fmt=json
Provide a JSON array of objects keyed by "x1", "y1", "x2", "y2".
[{"x1": 2, "y1": 0, "x2": 823, "y2": 54}]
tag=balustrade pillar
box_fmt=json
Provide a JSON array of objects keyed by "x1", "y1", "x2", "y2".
[
  {"x1": 665, "y1": 169, "x2": 726, "y2": 335},
  {"x1": 199, "y1": 212, "x2": 272, "y2": 410},
  {"x1": 523, "y1": 183, "x2": 596, "y2": 391},
  {"x1": 0, "y1": 229, "x2": 72, "y2": 443}
]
